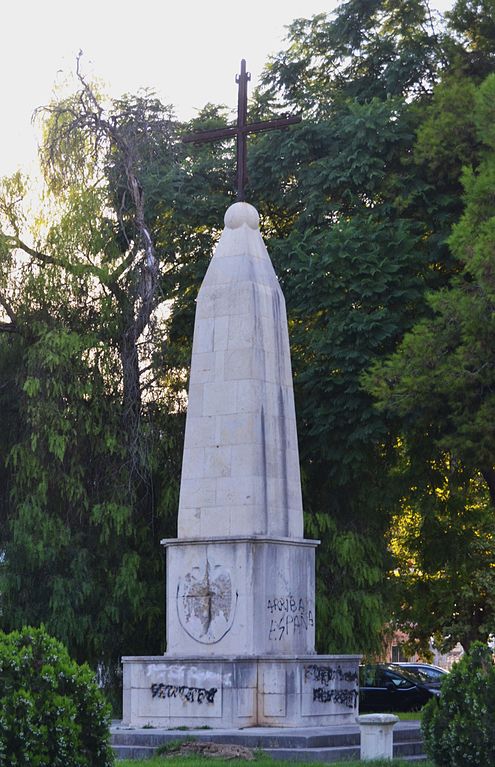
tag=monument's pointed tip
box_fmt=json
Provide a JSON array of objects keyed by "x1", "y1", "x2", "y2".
[{"x1": 224, "y1": 201, "x2": 259, "y2": 231}]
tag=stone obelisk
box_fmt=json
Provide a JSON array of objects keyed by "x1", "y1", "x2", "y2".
[
  {"x1": 166, "y1": 201, "x2": 314, "y2": 659},
  {"x1": 122, "y1": 203, "x2": 359, "y2": 727},
  {"x1": 178, "y1": 201, "x2": 303, "y2": 541}
]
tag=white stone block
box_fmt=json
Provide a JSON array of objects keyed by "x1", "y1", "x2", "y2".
[
  {"x1": 203, "y1": 381, "x2": 237, "y2": 416},
  {"x1": 227, "y1": 313, "x2": 257, "y2": 350},
  {"x1": 183, "y1": 416, "x2": 216, "y2": 449},
  {"x1": 189, "y1": 352, "x2": 215, "y2": 383},
  {"x1": 261, "y1": 663, "x2": 286, "y2": 693},
  {"x1": 255, "y1": 284, "x2": 275, "y2": 318},
  {"x1": 179, "y1": 477, "x2": 217, "y2": 509},
  {"x1": 206, "y1": 283, "x2": 254, "y2": 318},
  {"x1": 356, "y1": 714, "x2": 399, "y2": 760},
  {"x1": 218, "y1": 412, "x2": 261, "y2": 446},
  {"x1": 181, "y1": 448, "x2": 205, "y2": 480},
  {"x1": 206, "y1": 254, "x2": 243, "y2": 284},
  {"x1": 229, "y1": 443, "x2": 263, "y2": 477},
  {"x1": 263, "y1": 693, "x2": 287, "y2": 717},
  {"x1": 186, "y1": 384, "x2": 204, "y2": 417},
  {"x1": 223, "y1": 347, "x2": 257, "y2": 380},
  {"x1": 215, "y1": 476, "x2": 261, "y2": 507},
  {"x1": 214, "y1": 316, "x2": 229, "y2": 350},
  {"x1": 224, "y1": 507, "x2": 261, "y2": 535},
  {"x1": 193, "y1": 317, "x2": 215, "y2": 353},
  {"x1": 203, "y1": 446, "x2": 232, "y2": 478},
  {"x1": 237, "y1": 687, "x2": 257, "y2": 717},
  {"x1": 198, "y1": 507, "x2": 232, "y2": 537}
]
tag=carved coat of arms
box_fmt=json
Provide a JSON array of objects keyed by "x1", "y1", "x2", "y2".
[{"x1": 177, "y1": 559, "x2": 237, "y2": 644}]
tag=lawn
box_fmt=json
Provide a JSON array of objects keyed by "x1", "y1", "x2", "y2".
[
  {"x1": 118, "y1": 758, "x2": 433, "y2": 767},
  {"x1": 390, "y1": 710, "x2": 423, "y2": 721}
]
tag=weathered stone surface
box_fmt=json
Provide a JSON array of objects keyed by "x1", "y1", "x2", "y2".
[
  {"x1": 178, "y1": 202, "x2": 303, "y2": 540},
  {"x1": 122, "y1": 656, "x2": 360, "y2": 728},
  {"x1": 164, "y1": 536, "x2": 317, "y2": 656}
]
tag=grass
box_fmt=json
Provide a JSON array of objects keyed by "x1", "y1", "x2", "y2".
[
  {"x1": 390, "y1": 710, "x2": 423, "y2": 721},
  {"x1": 118, "y1": 758, "x2": 433, "y2": 767}
]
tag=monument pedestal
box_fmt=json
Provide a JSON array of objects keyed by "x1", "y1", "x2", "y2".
[
  {"x1": 122, "y1": 537, "x2": 360, "y2": 727},
  {"x1": 123, "y1": 535, "x2": 360, "y2": 727},
  {"x1": 165, "y1": 536, "x2": 317, "y2": 655},
  {"x1": 122, "y1": 654, "x2": 360, "y2": 728}
]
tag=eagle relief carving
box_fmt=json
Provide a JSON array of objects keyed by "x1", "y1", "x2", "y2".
[{"x1": 177, "y1": 559, "x2": 237, "y2": 643}]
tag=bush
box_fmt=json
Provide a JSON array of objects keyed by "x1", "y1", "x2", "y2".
[
  {"x1": 422, "y1": 642, "x2": 495, "y2": 767},
  {"x1": 0, "y1": 625, "x2": 114, "y2": 766}
]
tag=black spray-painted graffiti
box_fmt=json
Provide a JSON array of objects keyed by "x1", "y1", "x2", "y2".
[
  {"x1": 304, "y1": 664, "x2": 359, "y2": 685},
  {"x1": 304, "y1": 665, "x2": 358, "y2": 710},
  {"x1": 151, "y1": 683, "x2": 217, "y2": 704},
  {"x1": 313, "y1": 687, "x2": 358, "y2": 708},
  {"x1": 267, "y1": 595, "x2": 314, "y2": 640}
]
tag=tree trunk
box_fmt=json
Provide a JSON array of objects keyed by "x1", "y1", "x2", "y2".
[
  {"x1": 481, "y1": 467, "x2": 495, "y2": 507},
  {"x1": 120, "y1": 317, "x2": 142, "y2": 479}
]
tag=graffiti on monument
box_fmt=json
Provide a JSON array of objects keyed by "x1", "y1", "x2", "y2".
[
  {"x1": 266, "y1": 595, "x2": 314, "y2": 640},
  {"x1": 151, "y1": 683, "x2": 218, "y2": 704},
  {"x1": 304, "y1": 664, "x2": 359, "y2": 710}
]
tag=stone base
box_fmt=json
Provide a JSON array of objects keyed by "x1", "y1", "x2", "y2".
[
  {"x1": 122, "y1": 654, "x2": 360, "y2": 728},
  {"x1": 163, "y1": 536, "x2": 318, "y2": 656}
]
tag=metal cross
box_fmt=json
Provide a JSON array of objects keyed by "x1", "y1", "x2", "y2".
[{"x1": 182, "y1": 59, "x2": 302, "y2": 202}]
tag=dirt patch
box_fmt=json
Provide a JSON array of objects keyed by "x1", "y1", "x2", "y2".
[{"x1": 163, "y1": 741, "x2": 256, "y2": 760}]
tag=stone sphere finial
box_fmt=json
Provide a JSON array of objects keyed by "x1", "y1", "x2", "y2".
[{"x1": 224, "y1": 202, "x2": 259, "y2": 230}]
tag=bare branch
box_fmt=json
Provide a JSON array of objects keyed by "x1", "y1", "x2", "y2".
[
  {"x1": 33, "y1": 56, "x2": 170, "y2": 482},
  {"x1": 0, "y1": 287, "x2": 17, "y2": 326},
  {"x1": 13, "y1": 236, "x2": 62, "y2": 267},
  {"x1": 108, "y1": 246, "x2": 139, "y2": 284},
  {"x1": 0, "y1": 321, "x2": 17, "y2": 333},
  {"x1": 76, "y1": 51, "x2": 104, "y2": 117},
  {"x1": 6, "y1": 234, "x2": 128, "y2": 308}
]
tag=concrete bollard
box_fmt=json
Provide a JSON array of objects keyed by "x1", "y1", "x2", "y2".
[{"x1": 355, "y1": 713, "x2": 399, "y2": 760}]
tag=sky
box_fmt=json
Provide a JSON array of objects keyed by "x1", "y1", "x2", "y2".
[{"x1": 2, "y1": 0, "x2": 453, "y2": 179}]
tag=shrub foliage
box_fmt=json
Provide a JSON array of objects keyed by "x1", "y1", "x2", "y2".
[
  {"x1": 422, "y1": 643, "x2": 495, "y2": 767},
  {"x1": 0, "y1": 626, "x2": 114, "y2": 766}
]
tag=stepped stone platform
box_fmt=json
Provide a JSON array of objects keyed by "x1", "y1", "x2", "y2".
[{"x1": 111, "y1": 720, "x2": 427, "y2": 762}]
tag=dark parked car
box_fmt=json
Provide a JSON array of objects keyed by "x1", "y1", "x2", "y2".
[
  {"x1": 359, "y1": 664, "x2": 441, "y2": 712},
  {"x1": 396, "y1": 662, "x2": 448, "y2": 686}
]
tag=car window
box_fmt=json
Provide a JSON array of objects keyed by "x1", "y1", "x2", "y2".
[
  {"x1": 360, "y1": 666, "x2": 378, "y2": 687},
  {"x1": 417, "y1": 668, "x2": 445, "y2": 681},
  {"x1": 382, "y1": 670, "x2": 414, "y2": 689},
  {"x1": 400, "y1": 665, "x2": 446, "y2": 683},
  {"x1": 398, "y1": 668, "x2": 428, "y2": 683}
]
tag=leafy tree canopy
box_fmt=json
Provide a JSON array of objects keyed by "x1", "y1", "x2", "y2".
[{"x1": 365, "y1": 72, "x2": 495, "y2": 651}]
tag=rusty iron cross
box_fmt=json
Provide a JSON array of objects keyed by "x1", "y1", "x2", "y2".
[{"x1": 182, "y1": 59, "x2": 302, "y2": 202}]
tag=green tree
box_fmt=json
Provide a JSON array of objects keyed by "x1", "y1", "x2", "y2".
[
  {"x1": 422, "y1": 642, "x2": 495, "y2": 766},
  {"x1": 366, "y1": 72, "x2": 495, "y2": 651},
  {"x1": 228, "y1": 1, "x2": 453, "y2": 654},
  {"x1": 236, "y1": 0, "x2": 495, "y2": 655},
  {"x1": 0, "y1": 625, "x2": 113, "y2": 767},
  {"x1": 248, "y1": 102, "x2": 426, "y2": 652},
  {"x1": 259, "y1": 0, "x2": 445, "y2": 112},
  {"x1": 446, "y1": 0, "x2": 495, "y2": 80},
  {"x1": 3, "y1": 0, "x2": 495, "y2": 669},
  {"x1": 0, "y1": 72, "x2": 184, "y2": 676}
]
